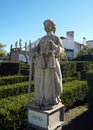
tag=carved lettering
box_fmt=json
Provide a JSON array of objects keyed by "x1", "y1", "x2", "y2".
[{"x1": 32, "y1": 115, "x2": 43, "y2": 121}]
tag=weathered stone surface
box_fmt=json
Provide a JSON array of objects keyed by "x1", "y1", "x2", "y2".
[{"x1": 28, "y1": 103, "x2": 64, "y2": 130}]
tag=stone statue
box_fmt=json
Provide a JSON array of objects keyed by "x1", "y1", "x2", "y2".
[{"x1": 29, "y1": 19, "x2": 64, "y2": 110}]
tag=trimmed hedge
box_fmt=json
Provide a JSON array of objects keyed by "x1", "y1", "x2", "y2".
[
  {"x1": 0, "y1": 93, "x2": 34, "y2": 130},
  {"x1": 61, "y1": 80, "x2": 88, "y2": 110},
  {"x1": 73, "y1": 54, "x2": 93, "y2": 62},
  {"x1": 0, "y1": 62, "x2": 29, "y2": 76},
  {"x1": 0, "y1": 82, "x2": 34, "y2": 98},
  {"x1": 0, "y1": 62, "x2": 20, "y2": 76},
  {"x1": 20, "y1": 69, "x2": 29, "y2": 76},
  {"x1": 75, "y1": 61, "x2": 91, "y2": 72},
  {"x1": 62, "y1": 77, "x2": 77, "y2": 84},
  {"x1": 60, "y1": 61, "x2": 91, "y2": 79},
  {"x1": 87, "y1": 70, "x2": 93, "y2": 106},
  {"x1": 0, "y1": 80, "x2": 88, "y2": 129},
  {"x1": 0, "y1": 75, "x2": 29, "y2": 86},
  {"x1": 60, "y1": 61, "x2": 76, "y2": 78}
]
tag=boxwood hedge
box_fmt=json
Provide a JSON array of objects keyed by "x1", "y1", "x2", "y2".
[
  {"x1": 0, "y1": 75, "x2": 29, "y2": 86},
  {"x1": 87, "y1": 70, "x2": 93, "y2": 106},
  {"x1": 61, "y1": 80, "x2": 88, "y2": 110}
]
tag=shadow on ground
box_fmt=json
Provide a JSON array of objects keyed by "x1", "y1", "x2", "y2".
[{"x1": 63, "y1": 106, "x2": 93, "y2": 130}]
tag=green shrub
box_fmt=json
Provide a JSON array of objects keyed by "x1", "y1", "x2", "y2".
[
  {"x1": 87, "y1": 70, "x2": 93, "y2": 106},
  {"x1": 73, "y1": 54, "x2": 93, "y2": 62},
  {"x1": 0, "y1": 75, "x2": 29, "y2": 86},
  {"x1": 0, "y1": 93, "x2": 34, "y2": 130},
  {"x1": 0, "y1": 62, "x2": 20, "y2": 76},
  {"x1": 75, "y1": 61, "x2": 91, "y2": 72},
  {"x1": 20, "y1": 69, "x2": 29, "y2": 76},
  {"x1": 61, "y1": 80, "x2": 88, "y2": 110},
  {"x1": 72, "y1": 72, "x2": 81, "y2": 80},
  {"x1": 81, "y1": 70, "x2": 87, "y2": 80},
  {"x1": 0, "y1": 62, "x2": 29, "y2": 76},
  {"x1": 63, "y1": 77, "x2": 77, "y2": 84},
  {"x1": 0, "y1": 82, "x2": 34, "y2": 98},
  {"x1": 60, "y1": 61, "x2": 76, "y2": 78}
]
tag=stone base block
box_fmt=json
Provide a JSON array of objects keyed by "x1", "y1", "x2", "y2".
[{"x1": 27, "y1": 103, "x2": 64, "y2": 130}]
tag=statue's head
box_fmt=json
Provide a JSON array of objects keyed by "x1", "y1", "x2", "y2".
[{"x1": 43, "y1": 19, "x2": 56, "y2": 34}]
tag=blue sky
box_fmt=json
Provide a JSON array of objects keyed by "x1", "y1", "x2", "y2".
[{"x1": 0, "y1": 0, "x2": 93, "y2": 52}]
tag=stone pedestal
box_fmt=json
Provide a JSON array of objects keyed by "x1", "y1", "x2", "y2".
[{"x1": 27, "y1": 103, "x2": 64, "y2": 130}]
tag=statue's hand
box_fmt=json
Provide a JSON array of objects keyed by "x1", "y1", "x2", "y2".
[
  {"x1": 49, "y1": 40, "x2": 57, "y2": 50},
  {"x1": 49, "y1": 40, "x2": 55, "y2": 47}
]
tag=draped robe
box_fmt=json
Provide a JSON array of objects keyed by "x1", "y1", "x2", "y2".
[{"x1": 31, "y1": 34, "x2": 64, "y2": 107}]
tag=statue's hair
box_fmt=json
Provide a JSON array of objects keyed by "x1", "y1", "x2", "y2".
[{"x1": 43, "y1": 19, "x2": 56, "y2": 34}]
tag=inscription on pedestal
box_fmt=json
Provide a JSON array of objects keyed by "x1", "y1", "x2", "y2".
[
  {"x1": 28, "y1": 110, "x2": 47, "y2": 128},
  {"x1": 28, "y1": 103, "x2": 64, "y2": 130}
]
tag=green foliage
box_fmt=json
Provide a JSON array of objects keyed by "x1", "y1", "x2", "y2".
[
  {"x1": 61, "y1": 80, "x2": 88, "y2": 110},
  {"x1": 60, "y1": 51, "x2": 67, "y2": 61},
  {"x1": 60, "y1": 61, "x2": 91, "y2": 80},
  {"x1": 0, "y1": 93, "x2": 34, "y2": 130},
  {"x1": 76, "y1": 45, "x2": 93, "y2": 57},
  {"x1": 0, "y1": 75, "x2": 29, "y2": 86},
  {"x1": 0, "y1": 79, "x2": 88, "y2": 129},
  {"x1": 0, "y1": 62, "x2": 29, "y2": 76},
  {"x1": 87, "y1": 70, "x2": 93, "y2": 106},
  {"x1": 20, "y1": 69, "x2": 29, "y2": 76},
  {"x1": 0, "y1": 82, "x2": 28, "y2": 98},
  {"x1": 0, "y1": 43, "x2": 6, "y2": 57},
  {"x1": 0, "y1": 62, "x2": 20, "y2": 76},
  {"x1": 60, "y1": 61, "x2": 76, "y2": 78},
  {"x1": 75, "y1": 61, "x2": 91, "y2": 72},
  {"x1": 62, "y1": 77, "x2": 77, "y2": 84},
  {"x1": 74, "y1": 54, "x2": 93, "y2": 62},
  {"x1": 0, "y1": 81, "x2": 34, "y2": 98},
  {"x1": 72, "y1": 72, "x2": 81, "y2": 80}
]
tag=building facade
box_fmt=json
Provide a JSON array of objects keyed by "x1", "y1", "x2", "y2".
[{"x1": 60, "y1": 31, "x2": 82, "y2": 60}]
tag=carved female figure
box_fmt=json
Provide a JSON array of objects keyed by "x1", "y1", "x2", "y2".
[{"x1": 30, "y1": 19, "x2": 64, "y2": 109}]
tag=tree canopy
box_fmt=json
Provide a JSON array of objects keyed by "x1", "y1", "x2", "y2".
[
  {"x1": 0, "y1": 43, "x2": 6, "y2": 57},
  {"x1": 60, "y1": 51, "x2": 67, "y2": 61},
  {"x1": 76, "y1": 45, "x2": 93, "y2": 57}
]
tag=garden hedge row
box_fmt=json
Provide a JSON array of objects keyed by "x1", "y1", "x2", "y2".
[
  {"x1": 61, "y1": 80, "x2": 88, "y2": 110},
  {"x1": 75, "y1": 61, "x2": 91, "y2": 72},
  {"x1": 0, "y1": 61, "x2": 91, "y2": 78},
  {"x1": 0, "y1": 82, "x2": 34, "y2": 98},
  {"x1": 0, "y1": 75, "x2": 29, "y2": 86},
  {"x1": 0, "y1": 62, "x2": 20, "y2": 76},
  {"x1": 60, "y1": 61, "x2": 76, "y2": 78},
  {"x1": 0, "y1": 62, "x2": 29, "y2": 76},
  {"x1": 60, "y1": 61, "x2": 91, "y2": 79},
  {"x1": 0, "y1": 80, "x2": 88, "y2": 130},
  {"x1": 87, "y1": 70, "x2": 93, "y2": 106},
  {"x1": 62, "y1": 77, "x2": 77, "y2": 84},
  {"x1": 0, "y1": 93, "x2": 34, "y2": 130},
  {"x1": 73, "y1": 54, "x2": 93, "y2": 62}
]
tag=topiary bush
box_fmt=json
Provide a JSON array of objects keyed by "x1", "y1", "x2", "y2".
[
  {"x1": 87, "y1": 70, "x2": 93, "y2": 106},
  {"x1": 60, "y1": 61, "x2": 76, "y2": 78},
  {"x1": 0, "y1": 93, "x2": 34, "y2": 130},
  {"x1": 0, "y1": 62, "x2": 20, "y2": 76},
  {"x1": 0, "y1": 75, "x2": 29, "y2": 86},
  {"x1": 73, "y1": 54, "x2": 93, "y2": 62},
  {"x1": 61, "y1": 80, "x2": 88, "y2": 110},
  {"x1": 75, "y1": 61, "x2": 91, "y2": 72}
]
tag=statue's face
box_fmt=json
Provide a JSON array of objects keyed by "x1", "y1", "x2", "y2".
[{"x1": 44, "y1": 22, "x2": 53, "y2": 33}]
